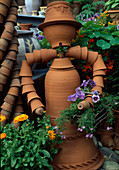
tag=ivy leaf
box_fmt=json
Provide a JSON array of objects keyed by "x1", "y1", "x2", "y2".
[
  {"x1": 88, "y1": 34, "x2": 94, "y2": 38},
  {"x1": 11, "y1": 157, "x2": 17, "y2": 167},
  {"x1": 110, "y1": 37, "x2": 119, "y2": 46},
  {"x1": 94, "y1": 32, "x2": 101, "y2": 38},
  {"x1": 96, "y1": 39, "x2": 111, "y2": 50},
  {"x1": 101, "y1": 34, "x2": 113, "y2": 41},
  {"x1": 112, "y1": 31, "x2": 119, "y2": 37}
]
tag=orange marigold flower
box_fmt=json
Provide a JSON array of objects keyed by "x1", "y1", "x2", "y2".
[
  {"x1": 49, "y1": 134, "x2": 56, "y2": 141},
  {"x1": 0, "y1": 133, "x2": 6, "y2": 139},
  {"x1": 0, "y1": 115, "x2": 6, "y2": 122},
  {"x1": 46, "y1": 126, "x2": 49, "y2": 129}
]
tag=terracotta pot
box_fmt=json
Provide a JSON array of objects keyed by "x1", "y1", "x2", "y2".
[
  {"x1": 0, "y1": 38, "x2": 8, "y2": 51},
  {"x1": 11, "y1": 0, "x2": 18, "y2": 8},
  {"x1": 11, "y1": 37, "x2": 19, "y2": 45},
  {"x1": 85, "y1": 97, "x2": 94, "y2": 108},
  {"x1": 93, "y1": 70, "x2": 106, "y2": 77},
  {"x1": 0, "y1": 0, "x2": 11, "y2": 7},
  {"x1": 38, "y1": 1, "x2": 82, "y2": 48},
  {"x1": 0, "y1": 76, "x2": 7, "y2": 84},
  {"x1": 15, "y1": 95, "x2": 23, "y2": 105},
  {"x1": 9, "y1": 7, "x2": 18, "y2": 15},
  {"x1": 27, "y1": 91, "x2": 41, "y2": 103},
  {"x1": 5, "y1": 22, "x2": 14, "y2": 33},
  {"x1": 81, "y1": 47, "x2": 88, "y2": 61},
  {"x1": 41, "y1": 49, "x2": 57, "y2": 63},
  {"x1": 0, "y1": 66, "x2": 11, "y2": 77},
  {"x1": 19, "y1": 60, "x2": 33, "y2": 77},
  {"x1": 1, "y1": 102, "x2": 13, "y2": 112},
  {"x1": 6, "y1": 51, "x2": 17, "y2": 61},
  {"x1": 73, "y1": 1, "x2": 81, "y2": 17},
  {"x1": 65, "y1": 45, "x2": 81, "y2": 59},
  {"x1": 87, "y1": 51, "x2": 98, "y2": 65},
  {"x1": 0, "y1": 73, "x2": 7, "y2": 79},
  {"x1": 0, "y1": 50, "x2": 4, "y2": 60},
  {"x1": 21, "y1": 77, "x2": 34, "y2": 86},
  {"x1": 14, "y1": 104, "x2": 24, "y2": 113},
  {"x1": 22, "y1": 84, "x2": 36, "y2": 94},
  {"x1": 6, "y1": 14, "x2": 17, "y2": 24},
  {"x1": 93, "y1": 76, "x2": 104, "y2": 88},
  {"x1": 13, "y1": 62, "x2": 20, "y2": 71},
  {"x1": 1, "y1": 30, "x2": 13, "y2": 41},
  {"x1": 10, "y1": 78, "x2": 21, "y2": 87},
  {"x1": 1, "y1": 59, "x2": 14, "y2": 70},
  {"x1": 19, "y1": 23, "x2": 32, "y2": 30},
  {"x1": 4, "y1": 94, "x2": 16, "y2": 105},
  {"x1": 93, "y1": 54, "x2": 106, "y2": 72},
  {"x1": 77, "y1": 100, "x2": 90, "y2": 110},
  {"x1": 1, "y1": 109, "x2": 11, "y2": 119},
  {"x1": 91, "y1": 85, "x2": 102, "y2": 94},
  {"x1": 45, "y1": 58, "x2": 80, "y2": 118},
  {"x1": 8, "y1": 87, "x2": 19, "y2": 96},
  {"x1": 0, "y1": 14, "x2": 4, "y2": 24},
  {"x1": 11, "y1": 70, "x2": 20, "y2": 79},
  {"x1": 8, "y1": 43, "x2": 18, "y2": 53},
  {"x1": 33, "y1": 50, "x2": 42, "y2": 63},
  {"x1": 25, "y1": 53, "x2": 36, "y2": 66},
  {"x1": 30, "y1": 99, "x2": 44, "y2": 113},
  {"x1": 0, "y1": 3, "x2": 8, "y2": 16}
]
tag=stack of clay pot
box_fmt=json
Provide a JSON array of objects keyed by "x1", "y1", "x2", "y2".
[{"x1": 0, "y1": 0, "x2": 24, "y2": 128}]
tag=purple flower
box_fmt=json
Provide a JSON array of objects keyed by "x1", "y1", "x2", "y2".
[
  {"x1": 94, "y1": 13, "x2": 98, "y2": 17},
  {"x1": 107, "y1": 126, "x2": 110, "y2": 130},
  {"x1": 82, "y1": 126, "x2": 85, "y2": 129},
  {"x1": 93, "y1": 90, "x2": 99, "y2": 96},
  {"x1": 89, "y1": 80, "x2": 96, "y2": 88},
  {"x1": 117, "y1": 24, "x2": 119, "y2": 30},
  {"x1": 55, "y1": 126, "x2": 58, "y2": 129},
  {"x1": 68, "y1": 93, "x2": 78, "y2": 102},
  {"x1": 75, "y1": 89, "x2": 85, "y2": 99},
  {"x1": 61, "y1": 135, "x2": 66, "y2": 139},
  {"x1": 60, "y1": 132, "x2": 63, "y2": 135},
  {"x1": 37, "y1": 35, "x2": 45, "y2": 40},
  {"x1": 90, "y1": 134, "x2": 93, "y2": 138},
  {"x1": 86, "y1": 134, "x2": 89, "y2": 138},
  {"x1": 115, "y1": 102, "x2": 118, "y2": 105},
  {"x1": 78, "y1": 128, "x2": 83, "y2": 132},
  {"x1": 92, "y1": 94, "x2": 100, "y2": 103},
  {"x1": 88, "y1": 18, "x2": 91, "y2": 21},
  {"x1": 90, "y1": 128, "x2": 93, "y2": 131},
  {"x1": 59, "y1": 42, "x2": 62, "y2": 46},
  {"x1": 80, "y1": 80, "x2": 88, "y2": 88}
]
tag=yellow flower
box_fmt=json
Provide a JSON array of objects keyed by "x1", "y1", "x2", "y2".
[
  {"x1": 49, "y1": 134, "x2": 55, "y2": 140},
  {"x1": 106, "y1": 14, "x2": 109, "y2": 17},
  {"x1": 14, "y1": 116, "x2": 20, "y2": 123},
  {"x1": 0, "y1": 133, "x2": 6, "y2": 139},
  {"x1": 103, "y1": 24, "x2": 105, "y2": 26},
  {"x1": 48, "y1": 130, "x2": 56, "y2": 140},
  {"x1": 46, "y1": 126, "x2": 49, "y2": 129},
  {"x1": 92, "y1": 17, "x2": 95, "y2": 19},
  {"x1": 43, "y1": 111, "x2": 46, "y2": 113},
  {"x1": 70, "y1": 58, "x2": 75, "y2": 60},
  {"x1": 97, "y1": 16, "x2": 100, "y2": 19},
  {"x1": 104, "y1": 11, "x2": 108, "y2": 14},
  {"x1": 57, "y1": 53, "x2": 59, "y2": 57},
  {"x1": 14, "y1": 114, "x2": 28, "y2": 123},
  {"x1": 26, "y1": 124, "x2": 28, "y2": 126},
  {"x1": 41, "y1": 32, "x2": 44, "y2": 36},
  {"x1": 0, "y1": 115, "x2": 6, "y2": 122}
]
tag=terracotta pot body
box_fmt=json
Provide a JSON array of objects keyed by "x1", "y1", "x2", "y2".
[
  {"x1": 25, "y1": 0, "x2": 42, "y2": 15},
  {"x1": 19, "y1": 23, "x2": 32, "y2": 30},
  {"x1": 45, "y1": 58, "x2": 80, "y2": 118}
]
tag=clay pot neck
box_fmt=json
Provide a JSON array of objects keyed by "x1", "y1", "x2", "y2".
[{"x1": 50, "y1": 58, "x2": 74, "y2": 69}]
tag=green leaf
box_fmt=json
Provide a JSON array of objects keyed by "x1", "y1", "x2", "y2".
[
  {"x1": 94, "y1": 32, "x2": 101, "y2": 38},
  {"x1": 96, "y1": 39, "x2": 111, "y2": 50},
  {"x1": 15, "y1": 146, "x2": 24, "y2": 153},
  {"x1": 112, "y1": 31, "x2": 119, "y2": 37},
  {"x1": 101, "y1": 34, "x2": 113, "y2": 41},
  {"x1": 40, "y1": 150, "x2": 51, "y2": 158},
  {"x1": 11, "y1": 158, "x2": 17, "y2": 167},
  {"x1": 110, "y1": 37, "x2": 119, "y2": 46},
  {"x1": 88, "y1": 34, "x2": 94, "y2": 38}
]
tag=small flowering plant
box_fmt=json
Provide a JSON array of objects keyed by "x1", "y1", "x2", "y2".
[
  {"x1": 0, "y1": 113, "x2": 64, "y2": 170},
  {"x1": 55, "y1": 42, "x2": 69, "y2": 57},
  {"x1": 68, "y1": 79, "x2": 100, "y2": 103}
]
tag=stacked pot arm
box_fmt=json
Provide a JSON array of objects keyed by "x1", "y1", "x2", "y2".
[{"x1": 65, "y1": 45, "x2": 106, "y2": 110}]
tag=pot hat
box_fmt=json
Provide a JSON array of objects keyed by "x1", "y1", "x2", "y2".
[{"x1": 38, "y1": 1, "x2": 82, "y2": 31}]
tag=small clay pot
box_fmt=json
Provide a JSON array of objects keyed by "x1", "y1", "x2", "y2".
[
  {"x1": 6, "y1": 51, "x2": 17, "y2": 61},
  {"x1": 93, "y1": 54, "x2": 106, "y2": 72},
  {"x1": 19, "y1": 23, "x2": 32, "y2": 30},
  {"x1": 0, "y1": 14, "x2": 4, "y2": 24},
  {"x1": 93, "y1": 76, "x2": 104, "y2": 88},
  {"x1": 1, "y1": 59, "x2": 14, "y2": 70},
  {"x1": 4, "y1": 94, "x2": 16, "y2": 105},
  {"x1": 13, "y1": 62, "x2": 20, "y2": 71},
  {"x1": 19, "y1": 60, "x2": 33, "y2": 77},
  {"x1": 91, "y1": 85, "x2": 102, "y2": 94},
  {"x1": 22, "y1": 84, "x2": 36, "y2": 94},
  {"x1": 33, "y1": 50, "x2": 42, "y2": 63},
  {"x1": 0, "y1": 66, "x2": 11, "y2": 76},
  {"x1": 11, "y1": 70, "x2": 20, "y2": 78},
  {"x1": 65, "y1": 45, "x2": 81, "y2": 60},
  {"x1": 1, "y1": 109, "x2": 11, "y2": 119},
  {"x1": 8, "y1": 43, "x2": 18, "y2": 53},
  {"x1": 21, "y1": 77, "x2": 34, "y2": 86},
  {"x1": 14, "y1": 104, "x2": 24, "y2": 113},
  {"x1": 8, "y1": 87, "x2": 19, "y2": 96},
  {"x1": 77, "y1": 100, "x2": 90, "y2": 110},
  {"x1": 1, "y1": 30, "x2": 13, "y2": 41},
  {"x1": 5, "y1": 22, "x2": 14, "y2": 33},
  {"x1": 41, "y1": 49, "x2": 57, "y2": 63},
  {"x1": 87, "y1": 51, "x2": 98, "y2": 65},
  {"x1": 1, "y1": 101, "x2": 13, "y2": 112},
  {"x1": 10, "y1": 78, "x2": 21, "y2": 87},
  {"x1": 9, "y1": 7, "x2": 18, "y2": 15},
  {"x1": 0, "y1": 38, "x2": 8, "y2": 51},
  {"x1": 0, "y1": 0, "x2": 11, "y2": 7},
  {"x1": 85, "y1": 97, "x2": 94, "y2": 108},
  {"x1": 0, "y1": 3, "x2": 8, "y2": 16},
  {"x1": 6, "y1": 14, "x2": 17, "y2": 24},
  {"x1": 0, "y1": 73, "x2": 7, "y2": 79},
  {"x1": 11, "y1": 37, "x2": 19, "y2": 45},
  {"x1": 93, "y1": 70, "x2": 106, "y2": 77},
  {"x1": 27, "y1": 91, "x2": 41, "y2": 103},
  {"x1": 81, "y1": 47, "x2": 88, "y2": 61},
  {"x1": 0, "y1": 76, "x2": 7, "y2": 84},
  {"x1": 25, "y1": 53, "x2": 36, "y2": 66},
  {"x1": 30, "y1": 99, "x2": 44, "y2": 113}
]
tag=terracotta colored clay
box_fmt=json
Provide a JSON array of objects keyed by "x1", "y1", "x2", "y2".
[
  {"x1": 22, "y1": 84, "x2": 36, "y2": 94},
  {"x1": 8, "y1": 87, "x2": 19, "y2": 96},
  {"x1": 65, "y1": 45, "x2": 81, "y2": 60},
  {"x1": 87, "y1": 51, "x2": 98, "y2": 65},
  {"x1": 25, "y1": 53, "x2": 36, "y2": 66},
  {"x1": 4, "y1": 94, "x2": 16, "y2": 105},
  {"x1": 1, "y1": 59, "x2": 14, "y2": 70},
  {"x1": 77, "y1": 100, "x2": 90, "y2": 110},
  {"x1": 1, "y1": 30, "x2": 13, "y2": 41},
  {"x1": 15, "y1": 95, "x2": 23, "y2": 105},
  {"x1": 11, "y1": 0, "x2": 18, "y2": 8},
  {"x1": 81, "y1": 47, "x2": 88, "y2": 61},
  {"x1": 0, "y1": 73, "x2": 7, "y2": 79},
  {"x1": 19, "y1": 60, "x2": 33, "y2": 77},
  {"x1": 14, "y1": 104, "x2": 24, "y2": 113},
  {"x1": 0, "y1": 3, "x2": 8, "y2": 16},
  {"x1": 5, "y1": 22, "x2": 14, "y2": 33},
  {"x1": 19, "y1": 23, "x2": 33, "y2": 30},
  {"x1": 93, "y1": 76, "x2": 104, "y2": 88},
  {"x1": 0, "y1": 66, "x2": 11, "y2": 76},
  {"x1": 13, "y1": 62, "x2": 20, "y2": 71},
  {"x1": 91, "y1": 85, "x2": 102, "y2": 94},
  {"x1": 0, "y1": 76, "x2": 7, "y2": 84},
  {"x1": 9, "y1": 7, "x2": 18, "y2": 15},
  {"x1": 1, "y1": 109, "x2": 11, "y2": 119},
  {"x1": 93, "y1": 54, "x2": 107, "y2": 71},
  {"x1": 93, "y1": 70, "x2": 106, "y2": 77},
  {"x1": 8, "y1": 43, "x2": 18, "y2": 53},
  {"x1": 10, "y1": 78, "x2": 21, "y2": 87},
  {"x1": 6, "y1": 14, "x2": 17, "y2": 24},
  {"x1": 0, "y1": 50, "x2": 4, "y2": 60},
  {"x1": 41, "y1": 49, "x2": 57, "y2": 63},
  {"x1": 11, "y1": 70, "x2": 20, "y2": 79},
  {"x1": 30, "y1": 99, "x2": 45, "y2": 113},
  {"x1": 45, "y1": 58, "x2": 80, "y2": 118},
  {"x1": 27, "y1": 91, "x2": 41, "y2": 103},
  {"x1": 0, "y1": 84, "x2": 4, "y2": 91},
  {"x1": 1, "y1": 101, "x2": 13, "y2": 112},
  {"x1": 0, "y1": 38, "x2": 9, "y2": 51},
  {"x1": 85, "y1": 97, "x2": 94, "y2": 108},
  {"x1": 0, "y1": 14, "x2": 4, "y2": 24},
  {"x1": 21, "y1": 77, "x2": 34, "y2": 86},
  {"x1": 11, "y1": 37, "x2": 19, "y2": 45},
  {"x1": 0, "y1": 0, "x2": 11, "y2": 7},
  {"x1": 6, "y1": 52, "x2": 17, "y2": 61},
  {"x1": 34, "y1": 50, "x2": 42, "y2": 63}
]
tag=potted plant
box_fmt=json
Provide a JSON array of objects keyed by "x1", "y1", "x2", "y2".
[{"x1": 105, "y1": 0, "x2": 119, "y2": 24}]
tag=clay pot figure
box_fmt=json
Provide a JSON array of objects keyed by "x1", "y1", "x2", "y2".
[{"x1": 38, "y1": 1, "x2": 82, "y2": 48}]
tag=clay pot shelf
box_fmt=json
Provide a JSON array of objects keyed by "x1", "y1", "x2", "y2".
[{"x1": 19, "y1": 23, "x2": 33, "y2": 30}]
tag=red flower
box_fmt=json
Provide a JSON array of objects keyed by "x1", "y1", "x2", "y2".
[
  {"x1": 79, "y1": 34, "x2": 84, "y2": 38},
  {"x1": 88, "y1": 44, "x2": 91, "y2": 48},
  {"x1": 89, "y1": 39, "x2": 94, "y2": 43}
]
